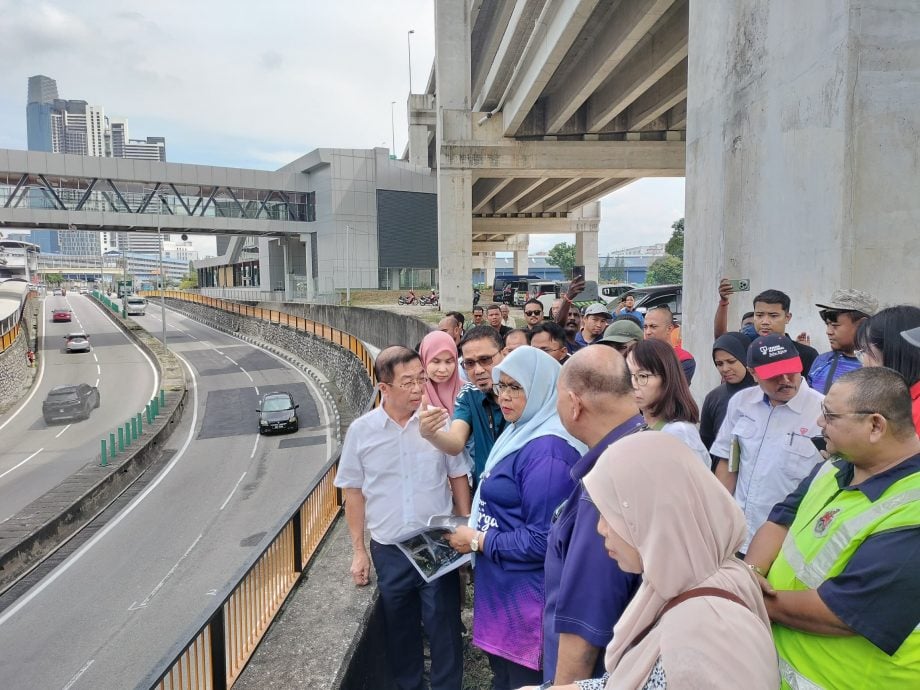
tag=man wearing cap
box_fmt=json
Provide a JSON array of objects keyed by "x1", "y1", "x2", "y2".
[
  {"x1": 615, "y1": 294, "x2": 645, "y2": 327},
  {"x1": 597, "y1": 318, "x2": 643, "y2": 357},
  {"x1": 712, "y1": 334, "x2": 825, "y2": 553},
  {"x1": 808, "y1": 289, "x2": 878, "y2": 394},
  {"x1": 575, "y1": 303, "x2": 611, "y2": 348}
]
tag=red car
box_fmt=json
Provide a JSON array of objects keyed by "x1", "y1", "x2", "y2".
[{"x1": 52, "y1": 309, "x2": 72, "y2": 323}]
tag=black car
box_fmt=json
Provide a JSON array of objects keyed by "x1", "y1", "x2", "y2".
[
  {"x1": 607, "y1": 284, "x2": 683, "y2": 324},
  {"x1": 42, "y1": 384, "x2": 100, "y2": 424},
  {"x1": 257, "y1": 392, "x2": 299, "y2": 434}
]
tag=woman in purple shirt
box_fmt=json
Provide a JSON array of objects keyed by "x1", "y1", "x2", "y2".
[{"x1": 450, "y1": 346, "x2": 584, "y2": 690}]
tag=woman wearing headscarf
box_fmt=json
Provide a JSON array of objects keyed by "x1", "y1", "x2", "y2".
[
  {"x1": 530, "y1": 432, "x2": 778, "y2": 689},
  {"x1": 448, "y1": 346, "x2": 584, "y2": 690},
  {"x1": 419, "y1": 330, "x2": 464, "y2": 415},
  {"x1": 700, "y1": 332, "x2": 757, "y2": 468}
]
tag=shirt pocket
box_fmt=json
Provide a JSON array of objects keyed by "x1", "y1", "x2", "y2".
[
  {"x1": 781, "y1": 435, "x2": 822, "y2": 483},
  {"x1": 413, "y1": 449, "x2": 449, "y2": 491},
  {"x1": 732, "y1": 417, "x2": 759, "y2": 440}
]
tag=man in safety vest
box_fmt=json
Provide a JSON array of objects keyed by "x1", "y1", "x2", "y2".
[{"x1": 745, "y1": 367, "x2": 920, "y2": 689}]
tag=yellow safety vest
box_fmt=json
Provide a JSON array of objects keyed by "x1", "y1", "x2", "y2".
[{"x1": 768, "y1": 461, "x2": 920, "y2": 689}]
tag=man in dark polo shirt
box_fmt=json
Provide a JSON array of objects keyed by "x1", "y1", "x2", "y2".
[
  {"x1": 419, "y1": 325, "x2": 506, "y2": 480},
  {"x1": 486, "y1": 303, "x2": 512, "y2": 339},
  {"x1": 542, "y1": 345, "x2": 644, "y2": 684}
]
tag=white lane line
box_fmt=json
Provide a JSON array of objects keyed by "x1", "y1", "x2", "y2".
[
  {"x1": 96, "y1": 364, "x2": 101, "y2": 375},
  {"x1": 92, "y1": 352, "x2": 98, "y2": 363},
  {"x1": 224, "y1": 356, "x2": 238, "y2": 365},
  {"x1": 0, "y1": 355, "x2": 198, "y2": 628},
  {"x1": 239, "y1": 367, "x2": 253, "y2": 382},
  {"x1": 220, "y1": 472, "x2": 248, "y2": 511},
  {"x1": 94, "y1": 378, "x2": 99, "y2": 387},
  {"x1": 128, "y1": 533, "x2": 203, "y2": 611},
  {"x1": 62, "y1": 659, "x2": 94, "y2": 690},
  {"x1": 0, "y1": 448, "x2": 44, "y2": 482},
  {"x1": 0, "y1": 303, "x2": 47, "y2": 432},
  {"x1": 250, "y1": 434, "x2": 260, "y2": 458},
  {"x1": 253, "y1": 385, "x2": 260, "y2": 395},
  {"x1": 54, "y1": 424, "x2": 71, "y2": 439},
  {"x1": 215, "y1": 350, "x2": 224, "y2": 355}
]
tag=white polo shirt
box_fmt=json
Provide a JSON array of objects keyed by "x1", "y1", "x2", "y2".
[
  {"x1": 334, "y1": 405, "x2": 468, "y2": 545},
  {"x1": 711, "y1": 380, "x2": 825, "y2": 551}
]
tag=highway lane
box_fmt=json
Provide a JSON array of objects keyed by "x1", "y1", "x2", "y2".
[
  {"x1": 0, "y1": 294, "x2": 159, "y2": 521},
  {"x1": 0, "y1": 303, "x2": 335, "y2": 688}
]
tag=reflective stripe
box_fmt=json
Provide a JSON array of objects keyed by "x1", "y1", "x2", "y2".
[
  {"x1": 779, "y1": 658, "x2": 826, "y2": 690},
  {"x1": 783, "y1": 487, "x2": 920, "y2": 586}
]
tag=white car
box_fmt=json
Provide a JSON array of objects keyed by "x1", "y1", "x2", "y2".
[{"x1": 64, "y1": 332, "x2": 91, "y2": 353}]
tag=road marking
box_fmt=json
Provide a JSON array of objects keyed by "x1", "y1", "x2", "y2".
[
  {"x1": 96, "y1": 364, "x2": 101, "y2": 375},
  {"x1": 0, "y1": 448, "x2": 45, "y2": 482},
  {"x1": 0, "y1": 355, "x2": 197, "y2": 628},
  {"x1": 128, "y1": 533, "x2": 203, "y2": 611},
  {"x1": 250, "y1": 434, "x2": 260, "y2": 458},
  {"x1": 239, "y1": 367, "x2": 253, "y2": 382},
  {"x1": 253, "y1": 385, "x2": 260, "y2": 395},
  {"x1": 62, "y1": 659, "x2": 94, "y2": 690},
  {"x1": 94, "y1": 378, "x2": 99, "y2": 387},
  {"x1": 55, "y1": 424, "x2": 71, "y2": 438},
  {"x1": 224, "y1": 356, "x2": 238, "y2": 365},
  {"x1": 220, "y1": 472, "x2": 248, "y2": 511},
  {"x1": 215, "y1": 350, "x2": 224, "y2": 355},
  {"x1": 92, "y1": 353, "x2": 98, "y2": 363}
]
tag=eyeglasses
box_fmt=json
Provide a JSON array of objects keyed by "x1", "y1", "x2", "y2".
[
  {"x1": 524, "y1": 310, "x2": 543, "y2": 317},
  {"x1": 819, "y1": 403, "x2": 876, "y2": 421},
  {"x1": 536, "y1": 345, "x2": 564, "y2": 354},
  {"x1": 630, "y1": 371, "x2": 658, "y2": 386},
  {"x1": 460, "y1": 352, "x2": 500, "y2": 370},
  {"x1": 493, "y1": 382, "x2": 525, "y2": 397},
  {"x1": 387, "y1": 376, "x2": 429, "y2": 390},
  {"x1": 819, "y1": 309, "x2": 865, "y2": 324}
]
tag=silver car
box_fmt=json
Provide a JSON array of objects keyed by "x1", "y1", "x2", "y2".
[{"x1": 64, "y1": 332, "x2": 91, "y2": 353}]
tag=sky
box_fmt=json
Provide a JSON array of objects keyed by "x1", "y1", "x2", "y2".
[{"x1": 0, "y1": 0, "x2": 684, "y2": 258}]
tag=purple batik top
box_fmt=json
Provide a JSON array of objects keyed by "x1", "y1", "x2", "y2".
[{"x1": 473, "y1": 434, "x2": 579, "y2": 670}]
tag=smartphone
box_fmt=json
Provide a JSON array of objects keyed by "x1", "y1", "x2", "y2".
[
  {"x1": 728, "y1": 278, "x2": 751, "y2": 292},
  {"x1": 810, "y1": 436, "x2": 827, "y2": 453}
]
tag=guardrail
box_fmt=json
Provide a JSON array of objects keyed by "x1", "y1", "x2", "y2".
[
  {"x1": 0, "y1": 286, "x2": 34, "y2": 354},
  {"x1": 143, "y1": 290, "x2": 376, "y2": 689}
]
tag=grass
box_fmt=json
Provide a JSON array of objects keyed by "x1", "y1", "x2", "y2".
[{"x1": 339, "y1": 289, "x2": 497, "y2": 327}]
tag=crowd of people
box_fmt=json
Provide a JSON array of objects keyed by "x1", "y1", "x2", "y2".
[{"x1": 334, "y1": 279, "x2": 920, "y2": 690}]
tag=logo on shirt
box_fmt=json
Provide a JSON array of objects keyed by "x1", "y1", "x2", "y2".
[{"x1": 813, "y1": 509, "x2": 841, "y2": 536}]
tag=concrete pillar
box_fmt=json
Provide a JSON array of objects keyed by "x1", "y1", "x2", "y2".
[
  {"x1": 408, "y1": 124, "x2": 429, "y2": 168},
  {"x1": 514, "y1": 248, "x2": 529, "y2": 275},
  {"x1": 483, "y1": 252, "x2": 496, "y2": 287},
  {"x1": 576, "y1": 229, "x2": 599, "y2": 282},
  {"x1": 435, "y1": 0, "x2": 473, "y2": 313},
  {"x1": 684, "y1": 0, "x2": 920, "y2": 394}
]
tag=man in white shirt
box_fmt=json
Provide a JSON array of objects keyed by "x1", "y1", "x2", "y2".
[
  {"x1": 335, "y1": 346, "x2": 471, "y2": 690},
  {"x1": 713, "y1": 334, "x2": 825, "y2": 553}
]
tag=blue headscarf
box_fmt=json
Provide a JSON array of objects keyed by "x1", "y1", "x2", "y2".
[{"x1": 468, "y1": 346, "x2": 586, "y2": 528}]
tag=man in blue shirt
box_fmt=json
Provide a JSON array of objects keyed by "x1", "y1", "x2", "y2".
[
  {"x1": 420, "y1": 325, "x2": 507, "y2": 479},
  {"x1": 615, "y1": 293, "x2": 645, "y2": 327},
  {"x1": 543, "y1": 345, "x2": 644, "y2": 684},
  {"x1": 808, "y1": 289, "x2": 877, "y2": 394}
]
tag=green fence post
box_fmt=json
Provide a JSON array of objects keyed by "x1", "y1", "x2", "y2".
[
  {"x1": 124, "y1": 421, "x2": 132, "y2": 446},
  {"x1": 153, "y1": 397, "x2": 159, "y2": 417},
  {"x1": 117, "y1": 426, "x2": 124, "y2": 452},
  {"x1": 137, "y1": 411, "x2": 143, "y2": 435},
  {"x1": 110, "y1": 432, "x2": 117, "y2": 458},
  {"x1": 131, "y1": 416, "x2": 137, "y2": 441},
  {"x1": 145, "y1": 404, "x2": 151, "y2": 423},
  {"x1": 101, "y1": 439, "x2": 107, "y2": 467},
  {"x1": 160, "y1": 389, "x2": 165, "y2": 407}
]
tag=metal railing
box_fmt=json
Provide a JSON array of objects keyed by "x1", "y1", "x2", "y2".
[{"x1": 145, "y1": 290, "x2": 376, "y2": 689}]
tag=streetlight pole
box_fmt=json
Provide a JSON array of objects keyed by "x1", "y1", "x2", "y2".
[
  {"x1": 345, "y1": 224, "x2": 351, "y2": 306},
  {"x1": 407, "y1": 29, "x2": 415, "y2": 93},
  {"x1": 158, "y1": 223, "x2": 166, "y2": 352},
  {"x1": 121, "y1": 253, "x2": 127, "y2": 316},
  {"x1": 391, "y1": 101, "x2": 397, "y2": 158}
]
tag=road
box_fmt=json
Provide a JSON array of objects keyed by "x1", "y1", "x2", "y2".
[
  {"x1": 0, "y1": 302, "x2": 334, "y2": 689},
  {"x1": 0, "y1": 293, "x2": 159, "y2": 521}
]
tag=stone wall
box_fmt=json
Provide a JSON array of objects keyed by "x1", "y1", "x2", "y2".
[
  {"x1": 165, "y1": 299, "x2": 375, "y2": 419},
  {"x1": 253, "y1": 302, "x2": 431, "y2": 352},
  {"x1": 0, "y1": 300, "x2": 39, "y2": 412}
]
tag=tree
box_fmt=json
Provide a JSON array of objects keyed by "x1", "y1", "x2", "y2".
[
  {"x1": 645, "y1": 255, "x2": 683, "y2": 285},
  {"x1": 665, "y1": 217, "x2": 684, "y2": 259},
  {"x1": 600, "y1": 254, "x2": 627, "y2": 283},
  {"x1": 44, "y1": 273, "x2": 63, "y2": 285},
  {"x1": 547, "y1": 242, "x2": 576, "y2": 279},
  {"x1": 179, "y1": 261, "x2": 198, "y2": 290}
]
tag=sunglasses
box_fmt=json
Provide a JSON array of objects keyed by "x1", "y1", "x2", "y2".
[{"x1": 524, "y1": 310, "x2": 542, "y2": 317}]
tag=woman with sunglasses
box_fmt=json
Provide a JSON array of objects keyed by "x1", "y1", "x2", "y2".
[
  {"x1": 448, "y1": 346, "x2": 584, "y2": 689},
  {"x1": 855, "y1": 305, "x2": 920, "y2": 434},
  {"x1": 626, "y1": 339, "x2": 710, "y2": 466}
]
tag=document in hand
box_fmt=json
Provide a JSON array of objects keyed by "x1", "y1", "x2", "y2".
[{"x1": 395, "y1": 515, "x2": 472, "y2": 583}]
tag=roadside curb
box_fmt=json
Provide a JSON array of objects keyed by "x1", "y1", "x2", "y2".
[{"x1": 0, "y1": 296, "x2": 187, "y2": 592}]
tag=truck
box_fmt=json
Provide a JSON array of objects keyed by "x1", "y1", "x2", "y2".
[
  {"x1": 124, "y1": 295, "x2": 147, "y2": 316},
  {"x1": 117, "y1": 279, "x2": 134, "y2": 298}
]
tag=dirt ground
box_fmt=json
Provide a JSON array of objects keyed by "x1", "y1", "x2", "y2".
[{"x1": 345, "y1": 289, "x2": 537, "y2": 329}]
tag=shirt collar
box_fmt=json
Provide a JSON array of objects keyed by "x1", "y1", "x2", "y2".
[
  {"x1": 374, "y1": 403, "x2": 420, "y2": 430},
  {"x1": 572, "y1": 414, "x2": 645, "y2": 480},
  {"x1": 833, "y1": 452, "x2": 920, "y2": 501}
]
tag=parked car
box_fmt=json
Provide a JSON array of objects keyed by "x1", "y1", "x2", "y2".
[
  {"x1": 492, "y1": 274, "x2": 540, "y2": 303},
  {"x1": 599, "y1": 283, "x2": 637, "y2": 299},
  {"x1": 257, "y1": 391, "x2": 299, "y2": 434},
  {"x1": 52, "y1": 288, "x2": 63, "y2": 296},
  {"x1": 42, "y1": 384, "x2": 101, "y2": 423},
  {"x1": 607, "y1": 284, "x2": 683, "y2": 324},
  {"x1": 64, "y1": 332, "x2": 91, "y2": 353},
  {"x1": 52, "y1": 309, "x2": 72, "y2": 323}
]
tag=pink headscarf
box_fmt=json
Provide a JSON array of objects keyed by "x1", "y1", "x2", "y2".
[
  {"x1": 419, "y1": 331, "x2": 463, "y2": 414},
  {"x1": 583, "y1": 432, "x2": 778, "y2": 689}
]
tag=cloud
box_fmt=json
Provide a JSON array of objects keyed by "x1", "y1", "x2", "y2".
[{"x1": 259, "y1": 51, "x2": 284, "y2": 71}]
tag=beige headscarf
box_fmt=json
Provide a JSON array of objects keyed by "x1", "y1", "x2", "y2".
[{"x1": 583, "y1": 432, "x2": 778, "y2": 689}]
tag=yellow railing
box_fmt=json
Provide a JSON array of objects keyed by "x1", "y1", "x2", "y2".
[
  {"x1": 147, "y1": 291, "x2": 373, "y2": 689},
  {"x1": 0, "y1": 290, "x2": 35, "y2": 354}
]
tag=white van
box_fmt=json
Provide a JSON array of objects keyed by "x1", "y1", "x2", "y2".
[{"x1": 124, "y1": 295, "x2": 147, "y2": 316}]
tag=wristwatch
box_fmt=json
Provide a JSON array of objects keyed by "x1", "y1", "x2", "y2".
[{"x1": 470, "y1": 532, "x2": 481, "y2": 553}]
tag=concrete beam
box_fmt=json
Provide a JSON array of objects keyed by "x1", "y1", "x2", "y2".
[
  {"x1": 472, "y1": 177, "x2": 514, "y2": 213},
  {"x1": 559, "y1": 178, "x2": 636, "y2": 211},
  {"x1": 516, "y1": 178, "x2": 582, "y2": 212},
  {"x1": 544, "y1": 0, "x2": 678, "y2": 134},
  {"x1": 625, "y1": 57, "x2": 688, "y2": 131},
  {"x1": 576, "y1": 229, "x2": 600, "y2": 282},
  {"x1": 502, "y1": 0, "x2": 600, "y2": 136},
  {"x1": 543, "y1": 177, "x2": 613, "y2": 212},
  {"x1": 667, "y1": 99, "x2": 687, "y2": 130},
  {"x1": 473, "y1": 215, "x2": 599, "y2": 235},
  {"x1": 492, "y1": 177, "x2": 548, "y2": 213},
  {"x1": 441, "y1": 139, "x2": 685, "y2": 177},
  {"x1": 586, "y1": 0, "x2": 688, "y2": 133},
  {"x1": 470, "y1": 0, "x2": 518, "y2": 104},
  {"x1": 472, "y1": 236, "x2": 529, "y2": 252}
]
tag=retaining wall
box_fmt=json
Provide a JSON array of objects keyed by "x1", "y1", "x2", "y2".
[{"x1": 0, "y1": 300, "x2": 39, "y2": 412}]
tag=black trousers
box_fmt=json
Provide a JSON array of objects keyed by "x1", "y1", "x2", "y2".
[
  {"x1": 370, "y1": 540, "x2": 463, "y2": 690},
  {"x1": 487, "y1": 652, "x2": 543, "y2": 690}
]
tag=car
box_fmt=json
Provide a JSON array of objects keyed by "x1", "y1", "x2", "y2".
[
  {"x1": 52, "y1": 288, "x2": 63, "y2": 296},
  {"x1": 79, "y1": 288, "x2": 89, "y2": 295},
  {"x1": 492, "y1": 274, "x2": 540, "y2": 303},
  {"x1": 64, "y1": 332, "x2": 91, "y2": 353},
  {"x1": 607, "y1": 284, "x2": 683, "y2": 323},
  {"x1": 52, "y1": 309, "x2": 72, "y2": 322},
  {"x1": 257, "y1": 392, "x2": 299, "y2": 434},
  {"x1": 599, "y1": 283, "x2": 637, "y2": 299},
  {"x1": 42, "y1": 384, "x2": 100, "y2": 424}
]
